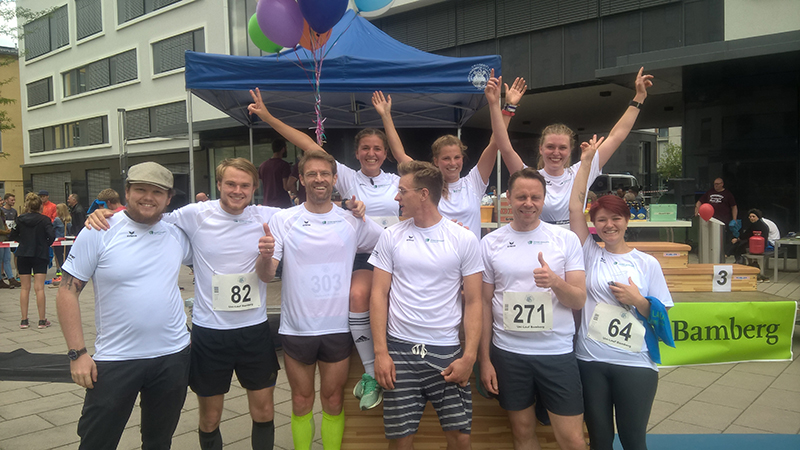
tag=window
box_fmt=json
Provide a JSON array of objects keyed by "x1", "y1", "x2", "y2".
[
  {"x1": 32, "y1": 172, "x2": 72, "y2": 204},
  {"x1": 29, "y1": 116, "x2": 109, "y2": 153},
  {"x1": 76, "y1": 0, "x2": 102, "y2": 40},
  {"x1": 63, "y1": 50, "x2": 137, "y2": 96},
  {"x1": 86, "y1": 168, "x2": 111, "y2": 199},
  {"x1": 126, "y1": 101, "x2": 186, "y2": 139},
  {"x1": 27, "y1": 77, "x2": 53, "y2": 107},
  {"x1": 118, "y1": 0, "x2": 182, "y2": 25},
  {"x1": 152, "y1": 29, "x2": 204, "y2": 74},
  {"x1": 23, "y1": 5, "x2": 69, "y2": 59}
]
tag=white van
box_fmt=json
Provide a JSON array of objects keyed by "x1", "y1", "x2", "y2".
[{"x1": 589, "y1": 173, "x2": 639, "y2": 196}]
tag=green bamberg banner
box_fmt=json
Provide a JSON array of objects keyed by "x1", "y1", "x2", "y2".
[{"x1": 659, "y1": 301, "x2": 797, "y2": 366}]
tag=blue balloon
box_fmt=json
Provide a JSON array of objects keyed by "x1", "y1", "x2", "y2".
[
  {"x1": 354, "y1": 0, "x2": 393, "y2": 13},
  {"x1": 298, "y1": 0, "x2": 348, "y2": 34}
]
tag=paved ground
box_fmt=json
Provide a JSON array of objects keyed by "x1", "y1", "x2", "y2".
[{"x1": 0, "y1": 255, "x2": 798, "y2": 449}]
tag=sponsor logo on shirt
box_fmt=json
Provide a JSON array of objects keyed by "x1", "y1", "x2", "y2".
[
  {"x1": 507, "y1": 241, "x2": 516, "y2": 248},
  {"x1": 600, "y1": 256, "x2": 606, "y2": 263},
  {"x1": 425, "y1": 238, "x2": 444, "y2": 243},
  {"x1": 372, "y1": 250, "x2": 380, "y2": 257},
  {"x1": 322, "y1": 220, "x2": 342, "y2": 225},
  {"x1": 233, "y1": 218, "x2": 255, "y2": 224},
  {"x1": 126, "y1": 231, "x2": 137, "y2": 238},
  {"x1": 406, "y1": 235, "x2": 415, "y2": 242},
  {"x1": 302, "y1": 220, "x2": 311, "y2": 227},
  {"x1": 67, "y1": 254, "x2": 75, "y2": 261},
  {"x1": 529, "y1": 240, "x2": 549, "y2": 245},
  {"x1": 613, "y1": 261, "x2": 635, "y2": 268},
  {"x1": 148, "y1": 230, "x2": 166, "y2": 235}
]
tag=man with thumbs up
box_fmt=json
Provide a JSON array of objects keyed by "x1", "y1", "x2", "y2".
[
  {"x1": 479, "y1": 168, "x2": 588, "y2": 450},
  {"x1": 257, "y1": 150, "x2": 382, "y2": 450}
]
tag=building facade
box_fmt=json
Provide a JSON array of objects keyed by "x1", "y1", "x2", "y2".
[{"x1": 0, "y1": 46, "x2": 24, "y2": 200}]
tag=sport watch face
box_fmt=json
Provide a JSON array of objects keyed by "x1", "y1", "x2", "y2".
[{"x1": 67, "y1": 348, "x2": 86, "y2": 360}]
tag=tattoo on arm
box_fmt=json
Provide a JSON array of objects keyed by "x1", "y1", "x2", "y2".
[
  {"x1": 63, "y1": 273, "x2": 86, "y2": 294},
  {"x1": 578, "y1": 192, "x2": 586, "y2": 204}
]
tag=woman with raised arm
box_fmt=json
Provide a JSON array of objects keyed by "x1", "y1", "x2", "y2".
[
  {"x1": 375, "y1": 70, "x2": 527, "y2": 240},
  {"x1": 494, "y1": 68, "x2": 653, "y2": 225},
  {"x1": 568, "y1": 140, "x2": 674, "y2": 450},
  {"x1": 248, "y1": 89, "x2": 401, "y2": 411}
]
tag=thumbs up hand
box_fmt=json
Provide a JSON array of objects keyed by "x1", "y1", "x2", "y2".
[
  {"x1": 258, "y1": 223, "x2": 275, "y2": 258},
  {"x1": 533, "y1": 252, "x2": 558, "y2": 289}
]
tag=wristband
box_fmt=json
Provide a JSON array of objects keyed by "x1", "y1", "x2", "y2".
[
  {"x1": 501, "y1": 110, "x2": 515, "y2": 117},
  {"x1": 341, "y1": 199, "x2": 349, "y2": 210},
  {"x1": 629, "y1": 100, "x2": 643, "y2": 109},
  {"x1": 502, "y1": 103, "x2": 517, "y2": 113}
]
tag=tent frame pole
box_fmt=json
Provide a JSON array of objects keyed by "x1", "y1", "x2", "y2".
[{"x1": 187, "y1": 89, "x2": 196, "y2": 202}]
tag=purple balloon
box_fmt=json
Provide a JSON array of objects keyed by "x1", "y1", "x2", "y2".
[
  {"x1": 298, "y1": 0, "x2": 348, "y2": 34},
  {"x1": 256, "y1": 0, "x2": 304, "y2": 48}
]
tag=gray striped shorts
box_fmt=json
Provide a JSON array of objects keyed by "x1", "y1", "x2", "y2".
[{"x1": 383, "y1": 337, "x2": 472, "y2": 439}]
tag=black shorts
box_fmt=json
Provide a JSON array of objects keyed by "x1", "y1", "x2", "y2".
[
  {"x1": 490, "y1": 344, "x2": 584, "y2": 416},
  {"x1": 280, "y1": 332, "x2": 353, "y2": 365},
  {"x1": 353, "y1": 253, "x2": 374, "y2": 272},
  {"x1": 17, "y1": 257, "x2": 49, "y2": 275},
  {"x1": 189, "y1": 321, "x2": 280, "y2": 396}
]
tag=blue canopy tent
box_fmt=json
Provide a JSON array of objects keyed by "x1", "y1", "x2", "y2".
[{"x1": 182, "y1": 9, "x2": 501, "y2": 195}]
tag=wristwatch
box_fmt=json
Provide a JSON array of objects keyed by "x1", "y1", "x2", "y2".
[
  {"x1": 67, "y1": 348, "x2": 87, "y2": 361},
  {"x1": 629, "y1": 100, "x2": 644, "y2": 109},
  {"x1": 340, "y1": 199, "x2": 349, "y2": 210}
]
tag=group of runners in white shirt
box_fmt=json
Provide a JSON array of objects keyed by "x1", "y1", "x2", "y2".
[{"x1": 61, "y1": 67, "x2": 668, "y2": 450}]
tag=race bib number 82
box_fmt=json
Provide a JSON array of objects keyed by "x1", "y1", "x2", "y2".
[{"x1": 212, "y1": 272, "x2": 262, "y2": 311}]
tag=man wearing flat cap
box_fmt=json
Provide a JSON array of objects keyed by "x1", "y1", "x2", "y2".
[
  {"x1": 39, "y1": 189, "x2": 57, "y2": 222},
  {"x1": 56, "y1": 161, "x2": 194, "y2": 450}
]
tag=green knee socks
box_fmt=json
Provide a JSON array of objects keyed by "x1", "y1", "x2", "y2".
[
  {"x1": 291, "y1": 411, "x2": 315, "y2": 450},
  {"x1": 321, "y1": 410, "x2": 345, "y2": 450}
]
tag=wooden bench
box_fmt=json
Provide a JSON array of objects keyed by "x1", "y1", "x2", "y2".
[
  {"x1": 662, "y1": 264, "x2": 759, "y2": 292},
  {"x1": 598, "y1": 242, "x2": 691, "y2": 269},
  {"x1": 343, "y1": 355, "x2": 580, "y2": 449}
]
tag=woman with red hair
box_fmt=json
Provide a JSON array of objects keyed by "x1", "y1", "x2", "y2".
[{"x1": 568, "y1": 140, "x2": 674, "y2": 450}]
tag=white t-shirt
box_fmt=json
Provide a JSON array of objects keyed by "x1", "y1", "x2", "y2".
[
  {"x1": 762, "y1": 218, "x2": 780, "y2": 245},
  {"x1": 576, "y1": 238, "x2": 674, "y2": 371},
  {"x1": 438, "y1": 165, "x2": 488, "y2": 240},
  {"x1": 538, "y1": 156, "x2": 601, "y2": 224},
  {"x1": 271, "y1": 204, "x2": 383, "y2": 336},
  {"x1": 481, "y1": 221, "x2": 584, "y2": 355},
  {"x1": 369, "y1": 217, "x2": 484, "y2": 345},
  {"x1": 63, "y1": 214, "x2": 192, "y2": 361},
  {"x1": 163, "y1": 201, "x2": 279, "y2": 330},
  {"x1": 335, "y1": 162, "x2": 400, "y2": 228}
]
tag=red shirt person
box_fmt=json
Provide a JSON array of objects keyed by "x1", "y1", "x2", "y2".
[{"x1": 695, "y1": 178, "x2": 738, "y2": 224}]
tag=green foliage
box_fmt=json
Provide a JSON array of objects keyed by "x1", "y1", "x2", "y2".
[{"x1": 657, "y1": 142, "x2": 682, "y2": 182}]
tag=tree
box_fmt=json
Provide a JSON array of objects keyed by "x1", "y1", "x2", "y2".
[
  {"x1": 657, "y1": 142, "x2": 682, "y2": 182},
  {"x1": 0, "y1": 1, "x2": 53, "y2": 159}
]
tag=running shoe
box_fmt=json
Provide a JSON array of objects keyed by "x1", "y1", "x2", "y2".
[
  {"x1": 20, "y1": 319, "x2": 29, "y2": 329},
  {"x1": 353, "y1": 376, "x2": 365, "y2": 399},
  {"x1": 8, "y1": 278, "x2": 21, "y2": 287},
  {"x1": 38, "y1": 319, "x2": 51, "y2": 329},
  {"x1": 358, "y1": 373, "x2": 383, "y2": 410}
]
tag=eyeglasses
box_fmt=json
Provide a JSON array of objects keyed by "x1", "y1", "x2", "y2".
[{"x1": 397, "y1": 187, "x2": 423, "y2": 196}]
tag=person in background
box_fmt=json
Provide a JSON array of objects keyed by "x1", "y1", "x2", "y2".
[
  {"x1": 0, "y1": 207, "x2": 17, "y2": 288},
  {"x1": 67, "y1": 194, "x2": 86, "y2": 237},
  {"x1": 97, "y1": 189, "x2": 124, "y2": 212},
  {"x1": 730, "y1": 209, "x2": 771, "y2": 265},
  {"x1": 195, "y1": 192, "x2": 209, "y2": 202},
  {"x1": 761, "y1": 216, "x2": 780, "y2": 248},
  {"x1": 10, "y1": 192, "x2": 55, "y2": 329},
  {"x1": 1, "y1": 194, "x2": 19, "y2": 285},
  {"x1": 39, "y1": 190, "x2": 57, "y2": 222},
  {"x1": 52, "y1": 203, "x2": 71, "y2": 280},
  {"x1": 259, "y1": 139, "x2": 294, "y2": 209}
]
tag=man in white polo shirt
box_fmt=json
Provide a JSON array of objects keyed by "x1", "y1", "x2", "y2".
[
  {"x1": 479, "y1": 168, "x2": 587, "y2": 450},
  {"x1": 369, "y1": 161, "x2": 484, "y2": 449},
  {"x1": 57, "y1": 162, "x2": 193, "y2": 450},
  {"x1": 257, "y1": 150, "x2": 382, "y2": 450}
]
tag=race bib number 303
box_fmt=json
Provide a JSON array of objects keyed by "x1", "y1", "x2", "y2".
[
  {"x1": 502, "y1": 291, "x2": 553, "y2": 332},
  {"x1": 587, "y1": 303, "x2": 645, "y2": 352},
  {"x1": 212, "y1": 272, "x2": 262, "y2": 311}
]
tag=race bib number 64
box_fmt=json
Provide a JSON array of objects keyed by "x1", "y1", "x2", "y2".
[
  {"x1": 587, "y1": 303, "x2": 645, "y2": 352},
  {"x1": 502, "y1": 291, "x2": 553, "y2": 332},
  {"x1": 212, "y1": 272, "x2": 262, "y2": 311}
]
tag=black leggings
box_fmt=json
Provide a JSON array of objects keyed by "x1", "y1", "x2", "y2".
[{"x1": 578, "y1": 360, "x2": 658, "y2": 450}]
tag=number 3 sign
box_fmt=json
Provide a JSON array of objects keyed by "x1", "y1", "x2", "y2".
[{"x1": 713, "y1": 264, "x2": 733, "y2": 292}]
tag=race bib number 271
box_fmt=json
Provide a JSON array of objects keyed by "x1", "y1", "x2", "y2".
[{"x1": 502, "y1": 291, "x2": 553, "y2": 332}]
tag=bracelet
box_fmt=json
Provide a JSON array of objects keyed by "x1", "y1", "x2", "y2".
[
  {"x1": 629, "y1": 100, "x2": 643, "y2": 109},
  {"x1": 502, "y1": 103, "x2": 517, "y2": 113},
  {"x1": 501, "y1": 110, "x2": 515, "y2": 117}
]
